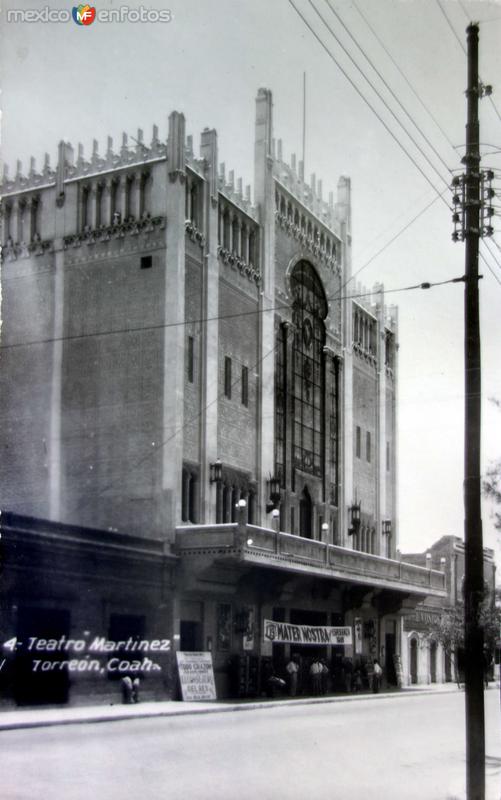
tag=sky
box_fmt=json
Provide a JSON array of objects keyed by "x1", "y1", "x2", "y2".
[{"x1": 1, "y1": 0, "x2": 501, "y2": 561}]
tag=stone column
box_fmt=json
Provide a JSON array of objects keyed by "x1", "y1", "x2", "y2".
[
  {"x1": 200, "y1": 127, "x2": 219, "y2": 523},
  {"x1": 338, "y1": 176, "x2": 352, "y2": 549},
  {"x1": 161, "y1": 110, "x2": 187, "y2": 536},
  {"x1": 130, "y1": 171, "x2": 141, "y2": 220},
  {"x1": 88, "y1": 184, "x2": 98, "y2": 230},
  {"x1": 102, "y1": 179, "x2": 112, "y2": 227},
  {"x1": 118, "y1": 174, "x2": 127, "y2": 221},
  {"x1": 15, "y1": 199, "x2": 24, "y2": 243},
  {"x1": 254, "y1": 88, "x2": 276, "y2": 526},
  {"x1": 376, "y1": 287, "x2": 386, "y2": 557}
]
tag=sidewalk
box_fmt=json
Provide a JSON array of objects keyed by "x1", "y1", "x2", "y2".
[{"x1": 0, "y1": 683, "x2": 464, "y2": 732}]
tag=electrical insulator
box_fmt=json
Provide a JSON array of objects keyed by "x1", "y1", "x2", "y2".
[{"x1": 452, "y1": 212, "x2": 461, "y2": 223}]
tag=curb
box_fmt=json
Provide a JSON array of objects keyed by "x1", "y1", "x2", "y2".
[{"x1": 0, "y1": 686, "x2": 462, "y2": 732}]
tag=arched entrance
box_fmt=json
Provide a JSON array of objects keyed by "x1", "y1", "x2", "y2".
[
  {"x1": 299, "y1": 487, "x2": 313, "y2": 538},
  {"x1": 430, "y1": 640, "x2": 437, "y2": 683},
  {"x1": 410, "y1": 637, "x2": 418, "y2": 684}
]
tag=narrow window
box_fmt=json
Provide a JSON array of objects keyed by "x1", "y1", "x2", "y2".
[
  {"x1": 224, "y1": 357, "x2": 232, "y2": 399},
  {"x1": 290, "y1": 507, "x2": 295, "y2": 535},
  {"x1": 241, "y1": 366, "x2": 248, "y2": 407},
  {"x1": 366, "y1": 431, "x2": 371, "y2": 463},
  {"x1": 181, "y1": 470, "x2": 189, "y2": 522},
  {"x1": 141, "y1": 255, "x2": 152, "y2": 270},
  {"x1": 356, "y1": 426, "x2": 361, "y2": 459},
  {"x1": 248, "y1": 491, "x2": 255, "y2": 525},
  {"x1": 188, "y1": 473, "x2": 197, "y2": 523},
  {"x1": 187, "y1": 336, "x2": 194, "y2": 383},
  {"x1": 332, "y1": 517, "x2": 337, "y2": 545},
  {"x1": 386, "y1": 441, "x2": 390, "y2": 472}
]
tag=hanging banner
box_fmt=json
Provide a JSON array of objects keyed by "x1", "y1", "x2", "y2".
[
  {"x1": 263, "y1": 619, "x2": 352, "y2": 646},
  {"x1": 176, "y1": 651, "x2": 217, "y2": 701}
]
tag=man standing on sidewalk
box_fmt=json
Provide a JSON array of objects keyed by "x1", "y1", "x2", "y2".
[{"x1": 372, "y1": 660, "x2": 383, "y2": 694}]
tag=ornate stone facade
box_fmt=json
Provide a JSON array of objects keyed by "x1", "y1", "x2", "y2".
[{"x1": 0, "y1": 89, "x2": 437, "y2": 707}]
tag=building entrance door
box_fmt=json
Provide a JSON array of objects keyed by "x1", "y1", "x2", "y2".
[
  {"x1": 180, "y1": 620, "x2": 202, "y2": 651},
  {"x1": 299, "y1": 487, "x2": 313, "y2": 538},
  {"x1": 385, "y1": 631, "x2": 397, "y2": 685},
  {"x1": 410, "y1": 638, "x2": 418, "y2": 684},
  {"x1": 430, "y1": 641, "x2": 437, "y2": 683}
]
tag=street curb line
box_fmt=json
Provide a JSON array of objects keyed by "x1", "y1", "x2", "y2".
[{"x1": 0, "y1": 687, "x2": 462, "y2": 732}]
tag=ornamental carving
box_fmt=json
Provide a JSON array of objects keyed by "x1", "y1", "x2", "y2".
[
  {"x1": 3, "y1": 236, "x2": 53, "y2": 261},
  {"x1": 275, "y1": 209, "x2": 340, "y2": 276},
  {"x1": 185, "y1": 219, "x2": 206, "y2": 247},
  {"x1": 217, "y1": 245, "x2": 262, "y2": 285},
  {"x1": 63, "y1": 214, "x2": 165, "y2": 249}
]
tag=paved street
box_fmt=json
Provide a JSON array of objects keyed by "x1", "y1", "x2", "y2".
[{"x1": 1, "y1": 690, "x2": 500, "y2": 800}]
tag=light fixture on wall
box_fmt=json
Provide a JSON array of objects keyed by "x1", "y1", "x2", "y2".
[
  {"x1": 266, "y1": 476, "x2": 281, "y2": 513},
  {"x1": 382, "y1": 519, "x2": 392, "y2": 537},
  {"x1": 348, "y1": 501, "x2": 361, "y2": 536},
  {"x1": 209, "y1": 459, "x2": 222, "y2": 483}
]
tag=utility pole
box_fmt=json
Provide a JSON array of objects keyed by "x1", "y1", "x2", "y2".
[
  {"x1": 462, "y1": 22, "x2": 485, "y2": 800},
  {"x1": 452, "y1": 21, "x2": 495, "y2": 800}
]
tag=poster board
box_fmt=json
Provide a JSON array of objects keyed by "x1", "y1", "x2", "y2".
[{"x1": 176, "y1": 651, "x2": 217, "y2": 701}]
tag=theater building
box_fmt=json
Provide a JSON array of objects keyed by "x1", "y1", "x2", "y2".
[{"x1": 0, "y1": 89, "x2": 446, "y2": 705}]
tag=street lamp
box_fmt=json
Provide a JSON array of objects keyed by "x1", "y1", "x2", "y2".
[
  {"x1": 348, "y1": 501, "x2": 361, "y2": 536},
  {"x1": 266, "y1": 476, "x2": 281, "y2": 513},
  {"x1": 209, "y1": 459, "x2": 222, "y2": 483}
]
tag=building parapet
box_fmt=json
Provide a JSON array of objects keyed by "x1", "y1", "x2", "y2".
[
  {"x1": 271, "y1": 138, "x2": 342, "y2": 232},
  {"x1": 175, "y1": 524, "x2": 447, "y2": 598}
]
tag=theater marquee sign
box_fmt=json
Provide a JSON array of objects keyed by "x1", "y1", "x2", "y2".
[{"x1": 263, "y1": 619, "x2": 352, "y2": 646}]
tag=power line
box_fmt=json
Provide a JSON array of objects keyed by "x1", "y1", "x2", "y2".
[
  {"x1": 435, "y1": 0, "x2": 466, "y2": 52},
  {"x1": 0, "y1": 276, "x2": 461, "y2": 352},
  {"x1": 68, "y1": 272, "x2": 467, "y2": 514},
  {"x1": 306, "y1": 0, "x2": 451, "y2": 192},
  {"x1": 350, "y1": 191, "x2": 446, "y2": 283},
  {"x1": 480, "y1": 248, "x2": 501, "y2": 286},
  {"x1": 324, "y1": 0, "x2": 453, "y2": 176},
  {"x1": 70, "y1": 321, "x2": 292, "y2": 516},
  {"x1": 286, "y1": 0, "x2": 452, "y2": 206},
  {"x1": 352, "y1": 0, "x2": 457, "y2": 151},
  {"x1": 291, "y1": 0, "x2": 501, "y2": 292},
  {"x1": 438, "y1": 0, "x2": 501, "y2": 123}
]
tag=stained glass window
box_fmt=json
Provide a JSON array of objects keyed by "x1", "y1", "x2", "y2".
[{"x1": 290, "y1": 262, "x2": 327, "y2": 477}]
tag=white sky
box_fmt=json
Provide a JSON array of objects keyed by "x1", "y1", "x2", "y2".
[{"x1": 1, "y1": 0, "x2": 501, "y2": 561}]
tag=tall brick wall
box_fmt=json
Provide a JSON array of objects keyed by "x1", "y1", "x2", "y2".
[
  {"x1": 352, "y1": 361, "x2": 377, "y2": 515},
  {"x1": 183, "y1": 246, "x2": 203, "y2": 464},
  {"x1": 60, "y1": 244, "x2": 168, "y2": 536},
  {"x1": 385, "y1": 384, "x2": 395, "y2": 517},
  {"x1": 217, "y1": 279, "x2": 259, "y2": 473},
  {"x1": 0, "y1": 252, "x2": 56, "y2": 518}
]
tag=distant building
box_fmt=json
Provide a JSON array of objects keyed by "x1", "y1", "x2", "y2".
[
  {"x1": 0, "y1": 89, "x2": 446, "y2": 706},
  {"x1": 400, "y1": 536, "x2": 496, "y2": 685}
]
